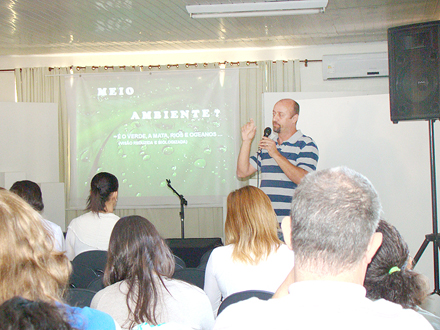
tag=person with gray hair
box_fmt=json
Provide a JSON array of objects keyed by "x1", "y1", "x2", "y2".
[{"x1": 213, "y1": 167, "x2": 433, "y2": 330}]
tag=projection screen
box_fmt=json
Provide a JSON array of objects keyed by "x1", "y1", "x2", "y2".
[{"x1": 66, "y1": 69, "x2": 240, "y2": 209}]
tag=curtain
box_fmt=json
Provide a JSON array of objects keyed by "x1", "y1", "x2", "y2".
[
  {"x1": 15, "y1": 60, "x2": 300, "y2": 226},
  {"x1": 15, "y1": 67, "x2": 70, "y2": 184}
]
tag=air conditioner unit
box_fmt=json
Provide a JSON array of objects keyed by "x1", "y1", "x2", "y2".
[{"x1": 322, "y1": 52, "x2": 388, "y2": 80}]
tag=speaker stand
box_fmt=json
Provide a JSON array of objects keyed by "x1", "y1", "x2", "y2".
[{"x1": 413, "y1": 119, "x2": 440, "y2": 296}]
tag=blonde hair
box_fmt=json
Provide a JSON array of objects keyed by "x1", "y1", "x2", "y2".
[
  {"x1": 0, "y1": 190, "x2": 71, "y2": 304},
  {"x1": 225, "y1": 186, "x2": 281, "y2": 265}
]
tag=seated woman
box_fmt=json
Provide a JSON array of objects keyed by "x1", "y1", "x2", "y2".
[
  {"x1": 91, "y1": 215, "x2": 214, "y2": 329},
  {"x1": 10, "y1": 180, "x2": 65, "y2": 252},
  {"x1": 66, "y1": 172, "x2": 120, "y2": 260},
  {"x1": 203, "y1": 185, "x2": 294, "y2": 314},
  {"x1": 0, "y1": 189, "x2": 119, "y2": 330},
  {"x1": 364, "y1": 220, "x2": 440, "y2": 330}
]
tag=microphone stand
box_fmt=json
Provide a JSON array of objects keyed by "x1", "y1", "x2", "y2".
[{"x1": 166, "y1": 179, "x2": 187, "y2": 239}]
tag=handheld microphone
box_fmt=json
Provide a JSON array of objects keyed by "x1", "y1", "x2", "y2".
[
  {"x1": 263, "y1": 127, "x2": 272, "y2": 137},
  {"x1": 258, "y1": 127, "x2": 272, "y2": 153}
]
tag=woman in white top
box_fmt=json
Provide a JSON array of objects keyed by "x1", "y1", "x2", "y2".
[
  {"x1": 204, "y1": 185, "x2": 294, "y2": 314},
  {"x1": 66, "y1": 172, "x2": 119, "y2": 260},
  {"x1": 91, "y1": 215, "x2": 214, "y2": 330},
  {"x1": 9, "y1": 180, "x2": 65, "y2": 252}
]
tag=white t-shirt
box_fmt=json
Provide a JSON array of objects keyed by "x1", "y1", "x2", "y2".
[
  {"x1": 203, "y1": 244, "x2": 294, "y2": 314},
  {"x1": 65, "y1": 211, "x2": 119, "y2": 260},
  {"x1": 41, "y1": 216, "x2": 65, "y2": 252},
  {"x1": 213, "y1": 281, "x2": 434, "y2": 330}
]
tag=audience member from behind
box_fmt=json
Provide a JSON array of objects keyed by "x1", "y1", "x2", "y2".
[
  {"x1": 204, "y1": 185, "x2": 294, "y2": 314},
  {"x1": 10, "y1": 180, "x2": 65, "y2": 252},
  {"x1": 91, "y1": 215, "x2": 214, "y2": 329},
  {"x1": 364, "y1": 220, "x2": 440, "y2": 329},
  {"x1": 66, "y1": 172, "x2": 120, "y2": 260},
  {"x1": 0, "y1": 296, "x2": 73, "y2": 330},
  {"x1": 0, "y1": 189, "x2": 120, "y2": 330},
  {"x1": 213, "y1": 167, "x2": 433, "y2": 330}
]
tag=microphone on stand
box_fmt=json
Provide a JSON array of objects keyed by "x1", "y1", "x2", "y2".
[{"x1": 258, "y1": 127, "x2": 272, "y2": 153}]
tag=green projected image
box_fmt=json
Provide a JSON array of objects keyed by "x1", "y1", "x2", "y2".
[{"x1": 68, "y1": 69, "x2": 240, "y2": 209}]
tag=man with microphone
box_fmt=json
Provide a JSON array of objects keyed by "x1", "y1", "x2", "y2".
[{"x1": 236, "y1": 98, "x2": 319, "y2": 224}]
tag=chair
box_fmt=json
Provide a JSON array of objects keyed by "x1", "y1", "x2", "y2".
[
  {"x1": 174, "y1": 254, "x2": 186, "y2": 271},
  {"x1": 217, "y1": 290, "x2": 274, "y2": 316},
  {"x1": 87, "y1": 275, "x2": 105, "y2": 292},
  {"x1": 72, "y1": 250, "x2": 108, "y2": 274},
  {"x1": 69, "y1": 263, "x2": 100, "y2": 289},
  {"x1": 172, "y1": 268, "x2": 205, "y2": 289},
  {"x1": 69, "y1": 250, "x2": 108, "y2": 288},
  {"x1": 197, "y1": 249, "x2": 213, "y2": 270},
  {"x1": 64, "y1": 288, "x2": 96, "y2": 308}
]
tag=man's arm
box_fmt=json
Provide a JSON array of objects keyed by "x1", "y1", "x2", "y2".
[
  {"x1": 236, "y1": 119, "x2": 258, "y2": 178},
  {"x1": 259, "y1": 137, "x2": 318, "y2": 185}
]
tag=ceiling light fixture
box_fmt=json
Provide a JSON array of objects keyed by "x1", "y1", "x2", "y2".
[{"x1": 186, "y1": 0, "x2": 329, "y2": 19}]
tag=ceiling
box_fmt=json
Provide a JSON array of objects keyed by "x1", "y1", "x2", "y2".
[{"x1": 1, "y1": 0, "x2": 439, "y2": 56}]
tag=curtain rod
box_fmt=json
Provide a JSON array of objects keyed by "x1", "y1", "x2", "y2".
[{"x1": 0, "y1": 59, "x2": 322, "y2": 72}]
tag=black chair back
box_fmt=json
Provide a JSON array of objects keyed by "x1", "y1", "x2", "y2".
[
  {"x1": 69, "y1": 250, "x2": 108, "y2": 288},
  {"x1": 64, "y1": 288, "x2": 96, "y2": 308},
  {"x1": 217, "y1": 290, "x2": 274, "y2": 316},
  {"x1": 174, "y1": 254, "x2": 186, "y2": 270},
  {"x1": 172, "y1": 268, "x2": 205, "y2": 289},
  {"x1": 196, "y1": 248, "x2": 213, "y2": 270},
  {"x1": 72, "y1": 250, "x2": 108, "y2": 274},
  {"x1": 87, "y1": 275, "x2": 105, "y2": 292}
]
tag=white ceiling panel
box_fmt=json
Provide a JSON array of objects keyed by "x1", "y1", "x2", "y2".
[{"x1": 0, "y1": 0, "x2": 438, "y2": 55}]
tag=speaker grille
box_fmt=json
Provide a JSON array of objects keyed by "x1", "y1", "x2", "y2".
[{"x1": 388, "y1": 21, "x2": 440, "y2": 123}]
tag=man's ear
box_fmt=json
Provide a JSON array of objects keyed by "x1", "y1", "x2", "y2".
[
  {"x1": 281, "y1": 216, "x2": 293, "y2": 250},
  {"x1": 365, "y1": 232, "x2": 383, "y2": 264},
  {"x1": 291, "y1": 113, "x2": 299, "y2": 125}
]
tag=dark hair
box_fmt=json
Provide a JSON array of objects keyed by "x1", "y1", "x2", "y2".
[
  {"x1": 86, "y1": 172, "x2": 118, "y2": 213},
  {"x1": 103, "y1": 215, "x2": 175, "y2": 327},
  {"x1": 0, "y1": 296, "x2": 73, "y2": 330},
  {"x1": 364, "y1": 220, "x2": 429, "y2": 309},
  {"x1": 10, "y1": 180, "x2": 44, "y2": 212}
]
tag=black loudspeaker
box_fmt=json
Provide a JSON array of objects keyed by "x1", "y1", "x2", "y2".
[{"x1": 388, "y1": 21, "x2": 440, "y2": 123}]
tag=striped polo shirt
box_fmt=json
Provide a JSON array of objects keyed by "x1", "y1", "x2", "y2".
[{"x1": 250, "y1": 130, "x2": 319, "y2": 223}]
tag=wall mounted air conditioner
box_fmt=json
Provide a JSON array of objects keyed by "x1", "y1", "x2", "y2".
[{"x1": 322, "y1": 52, "x2": 388, "y2": 80}]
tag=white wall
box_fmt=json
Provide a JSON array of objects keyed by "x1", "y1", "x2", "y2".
[
  {"x1": 0, "y1": 71, "x2": 16, "y2": 102},
  {"x1": 0, "y1": 102, "x2": 59, "y2": 182},
  {"x1": 0, "y1": 102, "x2": 66, "y2": 229}
]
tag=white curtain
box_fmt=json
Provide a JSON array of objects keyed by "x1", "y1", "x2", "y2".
[
  {"x1": 15, "y1": 67, "x2": 70, "y2": 184},
  {"x1": 15, "y1": 60, "x2": 300, "y2": 227}
]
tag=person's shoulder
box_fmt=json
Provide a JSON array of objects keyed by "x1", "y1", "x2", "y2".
[
  {"x1": 371, "y1": 299, "x2": 434, "y2": 329},
  {"x1": 101, "y1": 212, "x2": 120, "y2": 221},
  {"x1": 64, "y1": 304, "x2": 119, "y2": 330},
  {"x1": 209, "y1": 244, "x2": 233, "y2": 259},
  {"x1": 298, "y1": 132, "x2": 317, "y2": 146},
  {"x1": 165, "y1": 277, "x2": 207, "y2": 297},
  {"x1": 91, "y1": 282, "x2": 126, "y2": 308},
  {"x1": 42, "y1": 218, "x2": 62, "y2": 233},
  {"x1": 68, "y1": 212, "x2": 92, "y2": 227},
  {"x1": 214, "y1": 297, "x2": 273, "y2": 329}
]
